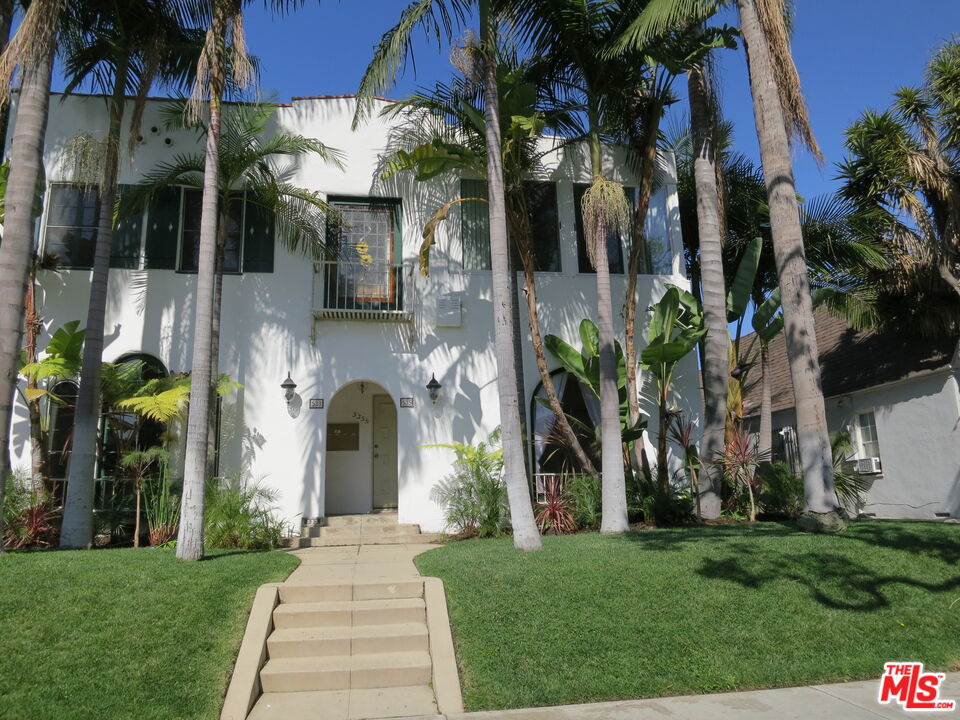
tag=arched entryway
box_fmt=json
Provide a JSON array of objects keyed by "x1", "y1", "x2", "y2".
[{"x1": 325, "y1": 381, "x2": 398, "y2": 515}]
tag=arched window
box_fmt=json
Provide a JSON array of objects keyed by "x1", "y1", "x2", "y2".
[
  {"x1": 48, "y1": 380, "x2": 79, "y2": 482},
  {"x1": 98, "y1": 353, "x2": 168, "y2": 478},
  {"x1": 529, "y1": 370, "x2": 600, "y2": 481}
]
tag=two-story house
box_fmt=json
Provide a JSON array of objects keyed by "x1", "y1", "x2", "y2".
[{"x1": 7, "y1": 92, "x2": 702, "y2": 533}]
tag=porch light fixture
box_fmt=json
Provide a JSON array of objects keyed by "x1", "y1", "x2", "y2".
[
  {"x1": 281, "y1": 372, "x2": 297, "y2": 404},
  {"x1": 426, "y1": 373, "x2": 442, "y2": 404}
]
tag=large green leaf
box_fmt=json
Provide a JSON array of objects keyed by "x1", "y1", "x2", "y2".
[
  {"x1": 46, "y1": 320, "x2": 85, "y2": 364},
  {"x1": 641, "y1": 339, "x2": 695, "y2": 366},
  {"x1": 579, "y1": 319, "x2": 599, "y2": 358},
  {"x1": 726, "y1": 236, "x2": 763, "y2": 321},
  {"x1": 752, "y1": 287, "x2": 782, "y2": 333},
  {"x1": 647, "y1": 286, "x2": 680, "y2": 343},
  {"x1": 544, "y1": 334, "x2": 588, "y2": 385}
]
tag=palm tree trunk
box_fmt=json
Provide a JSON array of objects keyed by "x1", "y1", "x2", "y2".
[
  {"x1": 623, "y1": 99, "x2": 662, "y2": 483},
  {"x1": 480, "y1": 3, "x2": 540, "y2": 551},
  {"x1": 177, "y1": 18, "x2": 228, "y2": 560},
  {"x1": 687, "y1": 62, "x2": 727, "y2": 519},
  {"x1": 0, "y1": 34, "x2": 58, "y2": 547},
  {"x1": 737, "y1": 0, "x2": 837, "y2": 514},
  {"x1": 758, "y1": 341, "x2": 772, "y2": 458},
  {"x1": 24, "y1": 274, "x2": 47, "y2": 489},
  {"x1": 60, "y1": 59, "x2": 130, "y2": 548},
  {"x1": 206, "y1": 208, "x2": 227, "y2": 478},
  {"x1": 507, "y1": 198, "x2": 597, "y2": 477},
  {"x1": 587, "y1": 123, "x2": 629, "y2": 534},
  {"x1": 0, "y1": 0, "x2": 16, "y2": 155}
]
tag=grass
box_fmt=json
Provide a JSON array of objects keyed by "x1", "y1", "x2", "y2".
[
  {"x1": 0, "y1": 547, "x2": 299, "y2": 720},
  {"x1": 415, "y1": 520, "x2": 960, "y2": 711}
]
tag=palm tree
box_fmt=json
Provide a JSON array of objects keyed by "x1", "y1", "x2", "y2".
[
  {"x1": 382, "y1": 59, "x2": 598, "y2": 477},
  {"x1": 512, "y1": 0, "x2": 632, "y2": 533},
  {"x1": 838, "y1": 39, "x2": 960, "y2": 331},
  {"x1": 357, "y1": 0, "x2": 541, "y2": 550},
  {"x1": 735, "y1": 0, "x2": 839, "y2": 520},
  {"x1": 0, "y1": 0, "x2": 65, "y2": 545},
  {"x1": 58, "y1": 0, "x2": 201, "y2": 548},
  {"x1": 616, "y1": 0, "x2": 841, "y2": 521}
]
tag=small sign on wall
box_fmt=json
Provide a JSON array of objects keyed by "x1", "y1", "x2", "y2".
[
  {"x1": 309, "y1": 398, "x2": 324, "y2": 409},
  {"x1": 328, "y1": 423, "x2": 359, "y2": 451},
  {"x1": 400, "y1": 397, "x2": 415, "y2": 408}
]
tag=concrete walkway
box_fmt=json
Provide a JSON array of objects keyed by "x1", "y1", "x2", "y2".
[
  {"x1": 393, "y1": 672, "x2": 960, "y2": 719},
  {"x1": 247, "y1": 541, "x2": 448, "y2": 720}
]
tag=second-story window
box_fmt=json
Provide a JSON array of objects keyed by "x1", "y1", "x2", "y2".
[
  {"x1": 460, "y1": 179, "x2": 561, "y2": 272},
  {"x1": 178, "y1": 189, "x2": 243, "y2": 273},
  {"x1": 45, "y1": 185, "x2": 100, "y2": 268}
]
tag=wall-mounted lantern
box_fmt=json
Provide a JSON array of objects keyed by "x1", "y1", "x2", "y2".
[
  {"x1": 426, "y1": 373, "x2": 442, "y2": 405},
  {"x1": 281, "y1": 372, "x2": 298, "y2": 404}
]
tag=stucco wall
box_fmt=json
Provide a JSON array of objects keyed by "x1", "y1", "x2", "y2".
[
  {"x1": 7, "y1": 93, "x2": 702, "y2": 533},
  {"x1": 757, "y1": 370, "x2": 960, "y2": 520}
]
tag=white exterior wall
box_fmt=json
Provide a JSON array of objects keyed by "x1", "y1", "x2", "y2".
[
  {"x1": 7, "y1": 94, "x2": 702, "y2": 533},
  {"x1": 763, "y1": 369, "x2": 960, "y2": 520}
]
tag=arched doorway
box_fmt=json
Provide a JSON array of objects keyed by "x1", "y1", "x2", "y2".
[{"x1": 325, "y1": 381, "x2": 398, "y2": 515}]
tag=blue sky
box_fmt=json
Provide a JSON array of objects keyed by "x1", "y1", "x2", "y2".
[
  {"x1": 55, "y1": 1, "x2": 960, "y2": 202},
  {"x1": 238, "y1": 0, "x2": 960, "y2": 202}
]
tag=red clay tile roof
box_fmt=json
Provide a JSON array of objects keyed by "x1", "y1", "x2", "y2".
[{"x1": 741, "y1": 306, "x2": 959, "y2": 417}]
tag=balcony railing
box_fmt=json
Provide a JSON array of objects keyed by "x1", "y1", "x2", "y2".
[{"x1": 312, "y1": 260, "x2": 413, "y2": 321}]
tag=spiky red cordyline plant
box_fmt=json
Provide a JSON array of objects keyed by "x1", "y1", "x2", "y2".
[
  {"x1": 534, "y1": 476, "x2": 577, "y2": 535},
  {"x1": 716, "y1": 425, "x2": 769, "y2": 522}
]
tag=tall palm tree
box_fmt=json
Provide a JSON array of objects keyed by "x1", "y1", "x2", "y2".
[
  {"x1": 614, "y1": 0, "x2": 840, "y2": 521},
  {"x1": 735, "y1": 0, "x2": 838, "y2": 520},
  {"x1": 58, "y1": 0, "x2": 201, "y2": 548},
  {"x1": 357, "y1": 0, "x2": 541, "y2": 550},
  {"x1": 177, "y1": 0, "x2": 250, "y2": 561},
  {"x1": 382, "y1": 59, "x2": 598, "y2": 477},
  {"x1": 0, "y1": 0, "x2": 65, "y2": 545},
  {"x1": 512, "y1": 0, "x2": 632, "y2": 532}
]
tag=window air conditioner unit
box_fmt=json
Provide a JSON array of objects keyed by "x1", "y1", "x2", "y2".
[{"x1": 855, "y1": 457, "x2": 882, "y2": 475}]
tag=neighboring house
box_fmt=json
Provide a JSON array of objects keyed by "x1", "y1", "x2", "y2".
[
  {"x1": 6, "y1": 92, "x2": 701, "y2": 533},
  {"x1": 742, "y1": 307, "x2": 960, "y2": 520}
]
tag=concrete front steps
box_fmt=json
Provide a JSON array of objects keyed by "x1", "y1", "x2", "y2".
[
  {"x1": 248, "y1": 578, "x2": 439, "y2": 720},
  {"x1": 289, "y1": 512, "x2": 441, "y2": 548}
]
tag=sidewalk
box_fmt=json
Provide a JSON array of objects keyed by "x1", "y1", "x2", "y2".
[{"x1": 391, "y1": 671, "x2": 960, "y2": 719}]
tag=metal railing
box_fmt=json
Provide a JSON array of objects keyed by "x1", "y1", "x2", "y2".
[{"x1": 312, "y1": 260, "x2": 412, "y2": 321}]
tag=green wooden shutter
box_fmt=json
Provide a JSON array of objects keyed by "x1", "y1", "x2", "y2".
[
  {"x1": 144, "y1": 187, "x2": 180, "y2": 270},
  {"x1": 524, "y1": 181, "x2": 561, "y2": 272},
  {"x1": 110, "y1": 185, "x2": 142, "y2": 269},
  {"x1": 460, "y1": 178, "x2": 490, "y2": 270},
  {"x1": 242, "y1": 199, "x2": 275, "y2": 273}
]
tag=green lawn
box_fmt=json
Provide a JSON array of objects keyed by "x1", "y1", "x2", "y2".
[
  {"x1": 0, "y1": 547, "x2": 299, "y2": 720},
  {"x1": 415, "y1": 521, "x2": 960, "y2": 711}
]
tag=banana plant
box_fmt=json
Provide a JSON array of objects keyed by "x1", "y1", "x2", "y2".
[
  {"x1": 641, "y1": 285, "x2": 706, "y2": 490},
  {"x1": 544, "y1": 319, "x2": 647, "y2": 448}
]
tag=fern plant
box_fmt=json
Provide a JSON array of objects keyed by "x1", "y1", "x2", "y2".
[{"x1": 427, "y1": 430, "x2": 509, "y2": 538}]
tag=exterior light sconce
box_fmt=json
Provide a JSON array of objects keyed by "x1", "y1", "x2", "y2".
[
  {"x1": 281, "y1": 372, "x2": 297, "y2": 404},
  {"x1": 426, "y1": 373, "x2": 442, "y2": 405}
]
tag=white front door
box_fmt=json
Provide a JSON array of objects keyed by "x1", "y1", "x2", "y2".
[{"x1": 372, "y1": 395, "x2": 398, "y2": 508}]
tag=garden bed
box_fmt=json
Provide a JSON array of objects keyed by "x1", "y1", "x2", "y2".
[
  {"x1": 415, "y1": 520, "x2": 960, "y2": 711},
  {"x1": 0, "y1": 547, "x2": 298, "y2": 719}
]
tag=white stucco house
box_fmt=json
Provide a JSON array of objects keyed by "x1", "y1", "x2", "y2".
[
  {"x1": 743, "y1": 307, "x2": 960, "y2": 520},
  {"x1": 6, "y1": 92, "x2": 702, "y2": 533}
]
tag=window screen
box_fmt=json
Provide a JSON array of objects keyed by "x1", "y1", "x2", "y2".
[
  {"x1": 45, "y1": 185, "x2": 100, "y2": 268},
  {"x1": 858, "y1": 411, "x2": 880, "y2": 459}
]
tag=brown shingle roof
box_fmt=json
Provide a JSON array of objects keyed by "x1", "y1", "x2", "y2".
[{"x1": 742, "y1": 306, "x2": 958, "y2": 416}]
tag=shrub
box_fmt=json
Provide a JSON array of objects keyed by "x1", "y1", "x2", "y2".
[
  {"x1": 758, "y1": 462, "x2": 803, "y2": 518},
  {"x1": 534, "y1": 477, "x2": 577, "y2": 535},
  {"x1": 204, "y1": 477, "x2": 286, "y2": 550},
  {"x1": 428, "y1": 432, "x2": 508, "y2": 538},
  {"x1": 566, "y1": 474, "x2": 602, "y2": 530},
  {"x1": 3, "y1": 472, "x2": 59, "y2": 549},
  {"x1": 144, "y1": 472, "x2": 180, "y2": 547}
]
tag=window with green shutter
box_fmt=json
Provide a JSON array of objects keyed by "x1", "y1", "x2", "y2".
[
  {"x1": 460, "y1": 179, "x2": 561, "y2": 272},
  {"x1": 110, "y1": 185, "x2": 142, "y2": 269},
  {"x1": 178, "y1": 189, "x2": 242, "y2": 273},
  {"x1": 460, "y1": 178, "x2": 490, "y2": 270},
  {"x1": 242, "y1": 200, "x2": 275, "y2": 273},
  {"x1": 143, "y1": 186, "x2": 180, "y2": 270}
]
